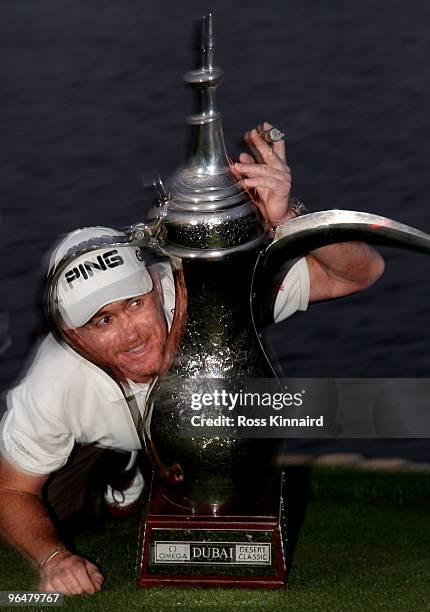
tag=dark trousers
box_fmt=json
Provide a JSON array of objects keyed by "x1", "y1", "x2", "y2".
[{"x1": 43, "y1": 444, "x2": 134, "y2": 523}]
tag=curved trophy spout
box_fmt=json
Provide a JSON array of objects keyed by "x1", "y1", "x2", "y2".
[{"x1": 251, "y1": 209, "x2": 430, "y2": 328}]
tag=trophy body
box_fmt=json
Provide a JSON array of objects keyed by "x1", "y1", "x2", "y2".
[{"x1": 138, "y1": 253, "x2": 289, "y2": 587}]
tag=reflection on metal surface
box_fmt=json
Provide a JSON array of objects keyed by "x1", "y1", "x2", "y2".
[{"x1": 273, "y1": 209, "x2": 430, "y2": 246}]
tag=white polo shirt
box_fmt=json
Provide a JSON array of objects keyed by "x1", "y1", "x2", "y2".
[{"x1": 0, "y1": 258, "x2": 310, "y2": 475}]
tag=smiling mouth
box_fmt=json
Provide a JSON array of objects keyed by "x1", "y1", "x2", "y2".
[{"x1": 126, "y1": 343, "x2": 147, "y2": 353}]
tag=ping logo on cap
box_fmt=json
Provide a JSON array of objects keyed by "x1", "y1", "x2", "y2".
[{"x1": 64, "y1": 250, "x2": 124, "y2": 289}]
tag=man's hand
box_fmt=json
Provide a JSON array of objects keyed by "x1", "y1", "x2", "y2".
[
  {"x1": 232, "y1": 122, "x2": 385, "y2": 300},
  {"x1": 40, "y1": 551, "x2": 104, "y2": 595},
  {"x1": 232, "y1": 121, "x2": 292, "y2": 227},
  {"x1": 0, "y1": 458, "x2": 104, "y2": 597}
]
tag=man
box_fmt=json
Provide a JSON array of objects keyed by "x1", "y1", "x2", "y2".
[
  {"x1": 0, "y1": 227, "x2": 179, "y2": 595},
  {"x1": 0, "y1": 123, "x2": 384, "y2": 596}
]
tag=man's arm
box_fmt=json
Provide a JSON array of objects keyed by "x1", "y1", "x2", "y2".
[
  {"x1": 0, "y1": 457, "x2": 104, "y2": 595},
  {"x1": 233, "y1": 121, "x2": 385, "y2": 300},
  {"x1": 306, "y1": 241, "x2": 385, "y2": 302}
]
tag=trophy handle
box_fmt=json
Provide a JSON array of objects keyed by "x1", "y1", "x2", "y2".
[{"x1": 251, "y1": 209, "x2": 430, "y2": 329}]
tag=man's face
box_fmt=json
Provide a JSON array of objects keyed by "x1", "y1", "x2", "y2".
[{"x1": 66, "y1": 287, "x2": 168, "y2": 383}]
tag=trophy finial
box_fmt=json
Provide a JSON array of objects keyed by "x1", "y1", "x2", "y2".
[
  {"x1": 201, "y1": 13, "x2": 214, "y2": 71},
  {"x1": 184, "y1": 14, "x2": 223, "y2": 124}
]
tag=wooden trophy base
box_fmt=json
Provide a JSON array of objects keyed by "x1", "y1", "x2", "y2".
[{"x1": 138, "y1": 474, "x2": 287, "y2": 588}]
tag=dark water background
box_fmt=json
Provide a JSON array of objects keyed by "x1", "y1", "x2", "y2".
[{"x1": 1, "y1": 1, "x2": 430, "y2": 459}]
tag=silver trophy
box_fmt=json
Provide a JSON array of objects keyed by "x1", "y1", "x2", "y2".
[{"x1": 46, "y1": 14, "x2": 430, "y2": 588}]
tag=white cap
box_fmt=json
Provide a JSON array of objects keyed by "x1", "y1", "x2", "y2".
[{"x1": 49, "y1": 227, "x2": 153, "y2": 328}]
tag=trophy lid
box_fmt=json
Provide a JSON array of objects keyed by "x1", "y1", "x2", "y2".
[{"x1": 152, "y1": 15, "x2": 268, "y2": 260}]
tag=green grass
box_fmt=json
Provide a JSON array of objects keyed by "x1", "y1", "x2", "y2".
[{"x1": 1, "y1": 467, "x2": 429, "y2": 611}]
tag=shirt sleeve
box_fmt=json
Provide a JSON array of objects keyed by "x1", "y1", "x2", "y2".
[
  {"x1": 273, "y1": 257, "x2": 310, "y2": 323},
  {"x1": 0, "y1": 383, "x2": 75, "y2": 475},
  {"x1": 155, "y1": 261, "x2": 175, "y2": 331}
]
